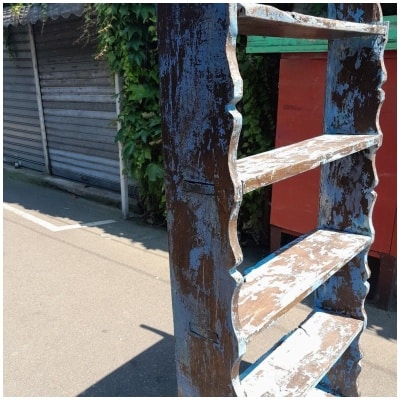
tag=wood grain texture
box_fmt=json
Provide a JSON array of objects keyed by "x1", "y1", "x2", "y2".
[
  {"x1": 316, "y1": 4, "x2": 387, "y2": 396},
  {"x1": 237, "y1": 134, "x2": 382, "y2": 193},
  {"x1": 241, "y1": 312, "x2": 364, "y2": 397},
  {"x1": 158, "y1": 4, "x2": 244, "y2": 396},
  {"x1": 238, "y1": 230, "x2": 371, "y2": 340},
  {"x1": 237, "y1": 3, "x2": 387, "y2": 38},
  {"x1": 158, "y1": 3, "x2": 387, "y2": 397}
]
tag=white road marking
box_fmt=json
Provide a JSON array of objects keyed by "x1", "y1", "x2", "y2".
[{"x1": 3, "y1": 203, "x2": 115, "y2": 232}]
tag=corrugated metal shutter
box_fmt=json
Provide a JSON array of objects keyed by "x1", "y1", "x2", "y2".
[
  {"x1": 3, "y1": 25, "x2": 45, "y2": 171},
  {"x1": 34, "y1": 15, "x2": 121, "y2": 192}
]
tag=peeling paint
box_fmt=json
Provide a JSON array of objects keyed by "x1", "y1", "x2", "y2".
[
  {"x1": 241, "y1": 312, "x2": 363, "y2": 397},
  {"x1": 237, "y1": 134, "x2": 381, "y2": 194},
  {"x1": 158, "y1": 3, "x2": 387, "y2": 397},
  {"x1": 237, "y1": 3, "x2": 387, "y2": 39},
  {"x1": 238, "y1": 230, "x2": 371, "y2": 339}
]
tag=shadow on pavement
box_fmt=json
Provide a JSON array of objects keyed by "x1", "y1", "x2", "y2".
[
  {"x1": 4, "y1": 169, "x2": 397, "y2": 346},
  {"x1": 3, "y1": 171, "x2": 169, "y2": 253},
  {"x1": 77, "y1": 304, "x2": 396, "y2": 397},
  {"x1": 78, "y1": 325, "x2": 177, "y2": 397},
  {"x1": 78, "y1": 324, "x2": 252, "y2": 397}
]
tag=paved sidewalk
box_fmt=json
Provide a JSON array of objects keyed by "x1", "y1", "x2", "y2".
[{"x1": 3, "y1": 166, "x2": 397, "y2": 397}]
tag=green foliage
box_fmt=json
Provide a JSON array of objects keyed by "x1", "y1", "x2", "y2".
[
  {"x1": 3, "y1": 3, "x2": 27, "y2": 57},
  {"x1": 4, "y1": 3, "x2": 51, "y2": 57},
  {"x1": 236, "y1": 37, "x2": 278, "y2": 244},
  {"x1": 90, "y1": 5, "x2": 278, "y2": 237},
  {"x1": 9, "y1": 3, "x2": 26, "y2": 16},
  {"x1": 92, "y1": 4, "x2": 163, "y2": 223}
]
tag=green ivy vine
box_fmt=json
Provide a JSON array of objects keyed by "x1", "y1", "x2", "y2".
[
  {"x1": 89, "y1": 4, "x2": 278, "y2": 241},
  {"x1": 236, "y1": 37, "x2": 279, "y2": 244},
  {"x1": 3, "y1": 4, "x2": 27, "y2": 57},
  {"x1": 88, "y1": 4, "x2": 164, "y2": 223},
  {"x1": 4, "y1": 3, "x2": 49, "y2": 58}
]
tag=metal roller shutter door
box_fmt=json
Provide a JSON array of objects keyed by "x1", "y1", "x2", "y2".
[
  {"x1": 3, "y1": 25, "x2": 45, "y2": 172},
  {"x1": 34, "y1": 16, "x2": 121, "y2": 192}
]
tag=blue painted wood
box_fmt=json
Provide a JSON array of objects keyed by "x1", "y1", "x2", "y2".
[
  {"x1": 317, "y1": 3, "x2": 387, "y2": 396},
  {"x1": 158, "y1": 3, "x2": 387, "y2": 397},
  {"x1": 158, "y1": 4, "x2": 244, "y2": 396}
]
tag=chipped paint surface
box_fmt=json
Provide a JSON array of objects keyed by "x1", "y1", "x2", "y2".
[
  {"x1": 238, "y1": 230, "x2": 371, "y2": 339},
  {"x1": 237, "y1": 3, "x2": 387, "y2": 39},
  {"x1": 158, "y1": 3, "x2": 387, "y2": 397},
  {"x1": 158, "y1": 4, "x2": 244, "y2": 396},
  {"x1": 241, "y1": 312, "x2": 364, "y2": 397},
  {"x1": 315, "y1": 4, "x2": 387, "y2": 396},
  {"x1": 237, "y1": 134, "x2": 382, "y2": 194}
]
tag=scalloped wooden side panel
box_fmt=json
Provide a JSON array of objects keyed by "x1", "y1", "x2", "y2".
[
  {"x1": 157, "y1": 4, "x2": 244, "y2": 396},
  {"x1": 317, "y1": 4, "x2": 387, "y2": 397},
  {"x1": 158, "y1": 3, "x2": 387, "y2": 397}
]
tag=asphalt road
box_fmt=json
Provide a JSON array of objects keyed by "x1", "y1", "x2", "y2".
[
  {"x1": 3, "y1": 170, "x2": 397, "y2": 397},
  {"x1": 4, "y1": 172, "x2": 175, "y2": 396}
]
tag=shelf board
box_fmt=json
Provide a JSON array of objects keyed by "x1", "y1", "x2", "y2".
[
  {"x1": 237, "y1": 3, "x2": 388, "y2": 39},
  {"x1": 236, "y1": 134, "x2": 381, "y2": 194},
  {"x1": 238, "y1": 229, "x2": 371, "y2": 339},
  {"x1": 240, "y1": 311, "x2": 364, "y2": 397}
]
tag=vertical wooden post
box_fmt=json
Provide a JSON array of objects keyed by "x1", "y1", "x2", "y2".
[
  {"x1": 28, "y1": 23, "x2": 51, "y2": 174},
  {"x1": 158, "y1": 4, "x2": 244, "y2": 396},
  {"x1": 317, "y1": 4, "x2": 387, "y2": 396}
]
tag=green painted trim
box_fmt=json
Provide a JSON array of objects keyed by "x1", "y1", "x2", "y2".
[{"x1": 247, "y1": 15, "x2": 397, "y2": 53}]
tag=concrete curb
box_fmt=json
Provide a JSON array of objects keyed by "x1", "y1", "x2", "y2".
[{"x1": 3, "y1": 164, "x2": 135, "y2": 212}]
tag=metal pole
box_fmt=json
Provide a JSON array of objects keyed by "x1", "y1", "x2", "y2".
[
  {"x1": 115, "y1": 73, "x2": 129, "y2": 219},
  {"x1": 28, "y1": 23, "x2": 50, "y2": 174}
]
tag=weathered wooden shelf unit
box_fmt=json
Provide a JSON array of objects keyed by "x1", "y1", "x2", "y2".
[{"x1": 158, "y1": 3, "x2": 388, "y2": 397}]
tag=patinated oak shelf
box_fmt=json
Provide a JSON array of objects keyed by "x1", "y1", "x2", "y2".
[
  {"x1": 241, "y1": 311, "x2": 364, "y2": 397},
  {"x1": 236, "y1": 134, "x2": 382, "y2": 194},
  {"x1": 237, "y1": 3, "x2": 388, "y2": 39},
  {"x1": 237, "y1": 229, "x2": 371, "y2": 339}
]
